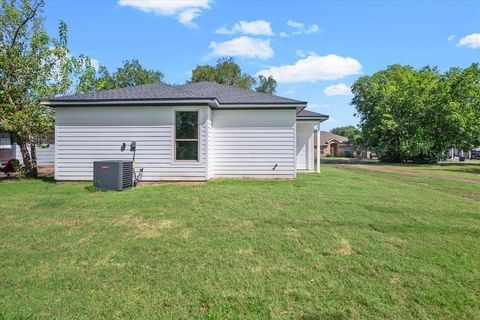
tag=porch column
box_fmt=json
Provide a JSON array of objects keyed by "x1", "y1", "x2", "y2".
[{"x1": 317, "y1": 122, "x2": 320, "y2": 173}]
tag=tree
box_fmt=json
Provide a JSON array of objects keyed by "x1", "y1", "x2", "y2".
[
  {"x1": 330, "y1": 126, "x2": 361, "y2": 141},
  {"x1": 0, "y1": 0, "x2": 82, "y2": 177},
  {"x1": 190, "y1": 57, "x2": 277, "y2": 94},
  {"x1": 351, "y1": 64, "x2": 480, "y2": 163},
  {"x1": 431, "y1": 64, "x2": 480, "y2": 153},
  {"x1": 76, "y1": 58, "x2": 164, "y2": 93},
  {"x1": 255, "y1": 75, "x2": 276, "y2": 94}
]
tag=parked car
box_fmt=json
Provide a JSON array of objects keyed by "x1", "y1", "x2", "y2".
[{"x1": 471, "y1": 150, "x2": 480, "y2": 160}]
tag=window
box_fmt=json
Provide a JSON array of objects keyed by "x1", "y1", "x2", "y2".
[
  {"x1": 175, "y1": 111, "x2": 199, "y2": 161},
  {"x1": 0, "y1": 132, "x2": 12, "y2": 147}
]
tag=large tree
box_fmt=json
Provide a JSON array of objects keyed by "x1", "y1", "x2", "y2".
[
  {"x1": 351, "y1": 64, "x2": 480, "y2": 163},
  {"x1": 76, "y1": 58, "x2": 164, "y2": 93},
  {"x1": 0, "y1": 0, "x2": 83, "y2": 177},
  {"x1": 190, "y1": 57, "x2": 277, "y2": 94},
  {"x1": 330, "y1": 125, "x2": 361, "y2": 141},
  {"x1": 431, "y1": 64, "x2": 480, "y2": 153}
]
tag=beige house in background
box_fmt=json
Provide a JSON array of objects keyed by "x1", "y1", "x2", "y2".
[{"x1": 315, "y1": 131, "x2": 354, "y2": 157}]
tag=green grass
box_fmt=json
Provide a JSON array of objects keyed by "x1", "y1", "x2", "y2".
[{"x1": 0, "y1": 164, "x2": 479, "y2": 319}]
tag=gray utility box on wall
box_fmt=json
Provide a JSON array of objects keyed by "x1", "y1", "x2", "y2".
[{"x1": 93, "y1": 160, "x2": 133, "y2": 191}]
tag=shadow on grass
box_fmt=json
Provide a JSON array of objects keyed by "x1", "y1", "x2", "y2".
[{"x1": 0, "y1": 175, "x2": 55, "y2": 183}]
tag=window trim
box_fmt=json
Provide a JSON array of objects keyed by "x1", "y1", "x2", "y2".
[{"x1": 174, "y1": 110, "x2": 200, "y2": 162}]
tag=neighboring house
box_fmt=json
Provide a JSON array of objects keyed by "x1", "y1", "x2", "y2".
[
  {"x1": 448, "y1": 146, "x2": 480, "y2": 160},
  {"x1": 0, "y1": 129, "x2": 14, "y2": 164},
  {"x1": 0, "y1": 128, "x2": 55, "y2": 165},
  {"x1": 42, "y1": 81, "x2": 329, "y2": 181},
  {"x1": 314, "y1": 131, "x2": 354, "y2": 157}
]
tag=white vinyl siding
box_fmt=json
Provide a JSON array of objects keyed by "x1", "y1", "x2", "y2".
[
  {"x1": 212, "y1": 109, "x2": 296, "y2": 178},
  {"x1": 296, "y1": 121, "x2": 315, "y2": 171},
  {"x1": 206, "y1": 114, "x2": 215, "y2": 179},
  {"x1": 55, "y1": 106, "x2": 208, "y2": 181},
  {"x1": 54, "y1": 106, "x2": 300, "y2": 181},
  {"x1": 15, "y1": 144, "x2": 55, "y2": 165}
]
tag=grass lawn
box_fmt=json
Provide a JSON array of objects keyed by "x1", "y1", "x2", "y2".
[{"x1": 0, "y1": 164, "x2": 479, "y2": 319}]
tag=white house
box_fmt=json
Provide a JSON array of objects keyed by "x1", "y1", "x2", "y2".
[
  {"x1": 42, "y1": 82, "x2": 328, "y2": 181},
  {"x1": 0, "y1": 129, "x2": 54, "y2": 165}
]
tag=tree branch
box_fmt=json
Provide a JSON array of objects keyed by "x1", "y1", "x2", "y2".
[{"x1": 9, "y1": 0, "x2": 43, "y2": 51}]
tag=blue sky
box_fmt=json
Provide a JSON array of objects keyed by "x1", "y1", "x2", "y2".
[{"x1": 44, "y1": 0, "x2": 479, "y2": 131}]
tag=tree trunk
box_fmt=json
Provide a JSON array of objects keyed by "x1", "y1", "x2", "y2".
[
  {"x1": 29, "y1": 142, "x2": 38, "y2": 177},
  {"x1": 16, "y1": 137, "x2": 38, "y2": 178}
]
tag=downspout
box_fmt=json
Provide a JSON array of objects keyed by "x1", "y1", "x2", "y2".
[{"x1": 317, "y1": 122, "x2": 321, "y2": 173}]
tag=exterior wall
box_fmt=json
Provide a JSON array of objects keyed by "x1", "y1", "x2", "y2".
[
  {"x1": 55, "y1": 106, "x2": 209, "y2": 181},
  {"x1": 212, "y1": 109, "x2": 296, "y2": 178},
  {"x1": 15, "y1": 144, "x2": 55, "y2": 165},
  {"x1": 321, "y1": 141, "x2": 354, "y2": 157},
  {"x1": 0, "y1": 149, "x2": 13, "y2": 163},
  {"x1": 296, "y1": 121, "x2": 315, "y2": 171}
]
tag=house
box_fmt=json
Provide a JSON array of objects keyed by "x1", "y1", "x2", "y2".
[
  {"x1": 0, "y1": 128, "x2": 55, "y2": 165},
  {"x1": 42, "y1": 82, "x2": 328, "y2": 181},
  {"x1": 315, "y1": 131, "x2": 354, "y2": 157},
  {"x1": 447, "y1": 146, "x2": 480, "y2": 160},
  {"x1": 0, "y1": 129, "x2": 14, "y2": 164}
]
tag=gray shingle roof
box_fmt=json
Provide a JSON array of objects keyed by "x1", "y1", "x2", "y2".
[
  {"x1": 297, "y1": 109, "x2": 329, "y2": 119},
  {"x1": 179, "y1": 82, "x2": 304, "y2": 104},
  {"x1": 318, "y1": 131, "x2": 349, "y2": 144},
  {"x1": 48, "y1": 81, "x2": 306, "y2": 105}
]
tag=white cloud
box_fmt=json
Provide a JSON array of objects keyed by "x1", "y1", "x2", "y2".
[
  {"x1": 90, "y1": 58, "x2": 100, "y2": 71},
  {"x1": 118, "y1": 0, "x2": 210, "y2": 27},
  {"x1": 216, "y1": 20, "x2": 273, "y2": 36},
  {"x1": 281, "y1": 20, "x2": 321, "y2": 37},
  {"x1": 209, "y1": 36, "x2": 274, "y2": 59},
  {"x1": 296, "y1": 50, "x2": 317, "y2": 58},
  {"x1": 177, "y1": 8, "x2": 202, "y2": 27},
  {"x1": 257, "y1": 54, "x2": 362, "y2": 83},
  {"x1": 287, "y1": 20, "x2": 304, "y2": 29},
  {"x1": 323, "y1": 83, "x2": 352, "y2": 96},
  {"x1": 447, "y1": 34, "x2": 457, "y2": 41},
  {"x1": 457, "y1": 33, "x2": 480, "y2": 49}
]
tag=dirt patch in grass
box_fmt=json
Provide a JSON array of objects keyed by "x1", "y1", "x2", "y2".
[
  {"x1": 115, "y1": 216, "x2": 177, "y2": 238},
  {"x1": 331, "y1": 164, "x2": 480, "y2": 184},
  {"x1": 337, "y1": 239, "x2": 354, "y2": 256}
]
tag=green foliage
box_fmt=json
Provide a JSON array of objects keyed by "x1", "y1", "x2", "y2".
[
  {"x1": 330, "y1": 126, "x2": 361, "y2": 142},
  {"x1": 190, "y1": 57, "x2": 277, "y2": 94},
  {"x1": 76, "y1": 58, "x2": 164, "y2": 93},
  {"x1": 84, "y1": 184, "x2": 99, "y2": 192},
  {"x1": 255, "y1": 75, "x2": 277, "y2": 94},
  {"x1": 191, "y1": 57, "x2": 255, "y2": 89},
  {"x1": 0, "y1": 0, "x2": 87, "y2": 177},
  {"x1": 432, "y1": 64, "x2": 480, "y2": 151},
  {"x1": 351, "y1": 64, "x2": 480, "y2": 163},
  {"x1": 343, "y1": 150, "x2": 353, "y2": 158}
]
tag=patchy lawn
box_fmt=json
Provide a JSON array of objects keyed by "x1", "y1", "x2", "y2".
[{"x1": 0, "y1": 164, "x2": 479, "y2": 319}]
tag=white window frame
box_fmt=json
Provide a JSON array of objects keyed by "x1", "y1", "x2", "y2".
[{"x1": 174, "y1": 110, "x2": 200, "y2": 163}]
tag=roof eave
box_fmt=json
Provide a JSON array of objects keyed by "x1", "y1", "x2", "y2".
[
  {"x1": 297, "y1": 116, "x2": 329, "y2": 123},
  {"x1": 41, "y1": 99, "x2": 306, "y2": 110},
  {"x1": 41, "y1": 98, "x2": 220, "y2": 108}
]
